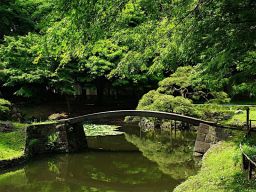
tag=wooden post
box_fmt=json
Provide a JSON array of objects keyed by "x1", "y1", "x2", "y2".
[
  {"x1": 249, "y1": 120, "x2": 252, "y2": 136},
  {"x1": 174, "y1": 120, "x2": 177, "y2": 137},
  {"x1": 242, "y1": 153, "x2": 249, "y2": 170},
  {"x1": 248, "y1": 161, "x2": 252, "y2": 180},
  {"x1": 246, "y1": 107, "x2": 250, "y2": 130}
]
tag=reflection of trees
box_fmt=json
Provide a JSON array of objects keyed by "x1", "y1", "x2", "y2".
[
  {"x1": 0, "y1": 152, "x2": 179, "y2": 192},
  {"x1": 0, "y1": 169, "x2": 27, "y2": 190},
  {"x1": 125, "y1": 130, "x2": 200, "y2": 180},
  {"x1": 0, "y1": 129, "x2": 199, "y2": 192}
]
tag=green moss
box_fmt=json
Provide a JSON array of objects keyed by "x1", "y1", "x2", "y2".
[
  {"x1": 0, "y1": 123, "x2": 27, "y2": 160},
  {"x1": 174, "y1": 141, "x2": 256, "y2": 192}
]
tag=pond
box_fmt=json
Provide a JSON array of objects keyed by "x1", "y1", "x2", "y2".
[{"x1": 0, "y1": 123, "x2": 200, "y2": 192}]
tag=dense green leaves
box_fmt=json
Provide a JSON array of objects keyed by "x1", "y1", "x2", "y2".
[
  {"x1": 136, "y1": 66, "x2": 231, "y2": 117},
  {"x1": 0, "y1": 98, "x2": 11, "y2": 119},
  {"x1": 173, "y1": 0, "x2": 256, "y2": 97},
  {"x1": 0, "y1": 0, "x2": 255, "y2": 100}
]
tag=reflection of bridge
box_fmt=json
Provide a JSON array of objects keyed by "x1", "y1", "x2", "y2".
[
  {"x1": 26, "y1": 110, "x2": 217, "y2": 157},
  {"x1": 58, "y1": 110, "x2": 216, "y2": 126}
]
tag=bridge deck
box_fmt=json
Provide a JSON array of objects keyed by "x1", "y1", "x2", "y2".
[{"x1": 58, "y1": 110, "x2": 216, "y2": 126}]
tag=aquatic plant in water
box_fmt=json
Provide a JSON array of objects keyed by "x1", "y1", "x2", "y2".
[{"x1": 83, "y1": 124, "x2": 124, "y2": 136}]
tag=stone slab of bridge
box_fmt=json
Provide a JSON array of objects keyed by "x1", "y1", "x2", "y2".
[
  {"x1": 58, "y1": 110, "x2": 216, "y2": 126},
  {"x1": 25, "y1": 110, "x2": 218, "y2": 157}
]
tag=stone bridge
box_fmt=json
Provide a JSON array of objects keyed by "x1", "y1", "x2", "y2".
[{"x1": 25, "y1": 110, "x2": 218, "y2": 157}]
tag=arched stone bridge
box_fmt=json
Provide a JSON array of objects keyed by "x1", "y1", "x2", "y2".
[
  {"x1": 58, "y1": 110, "x2": 216, "y2": 126},
  {"x1": 25, "y1": 110, "x2": 218, "y2": 157}
]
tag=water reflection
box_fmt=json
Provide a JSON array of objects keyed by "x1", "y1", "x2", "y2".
[
  {"x1": 125, "y1": 129, "x2": 199, "y2": 179},
  {"x1": 0, "y1": 152, "x2": 182, "y2": 192},
  {"x1": 0, "y1": 124, "x2": 199, "y2": 192}
]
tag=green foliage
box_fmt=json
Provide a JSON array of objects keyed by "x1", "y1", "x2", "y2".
[
  {"x1": 0, "y1": 34, "x2": 51, "y2": 97},
  {"x1": 241, "y1": 134, "x2": 256, "y2": 159},
  {"x1": 82, "y1": 39, "x2": 126, "y2": 79},
  {"x1": 0, "y1": 98, "x2": 11, "y2": 107},
  {"x1": 173, "y1": 0, "x2": 256, "y2": 97},
  {"x1": 193, "y1": 104, "x2": 235, "y2": 122},
  {"x1": 118, "y1": 1, "x2": 145, "y2": 27},
  {"x1": 207, "y1": 92, "x2": 231, "y2": 104},
  {"x1": 136, "y1": 66, "x2": 232, "y2": 120},
  {"x1": 158, "y1": 66, "x2": 196, "y2": 98},
  {"x1": 0, "y1": 0, "x2": 255, "y2": 100},
  {"x1": 137, "y1": 90, "x2": 196, "y2": 116},
  {"x1": 83, "y1": 124, "x2": 123, "y2": 136},
  {"x1": 157, "y1": 66, "x2": 230, "y2": 104},
  {"x1": 193, "y1": 105, "x2": 256, "y2": 126},
  {"x1": 0, "y1": 98, "x2": 11, "y2": 120},
  {"x1": 0, "y1": 0, "x2": 34, "y2": 39},
  {"x1": 48, "y1": 133, "x2": 58, "y2": 143}
]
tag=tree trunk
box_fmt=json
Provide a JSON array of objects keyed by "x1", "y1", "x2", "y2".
[
  {"x1": 96, "y1": 78, "x2": 105, "y2": 104},
  {"x1": 65, "y1": 95, "x2": 71, "y2": 114}
]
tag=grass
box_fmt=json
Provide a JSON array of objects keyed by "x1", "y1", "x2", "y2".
[
  {"x1": 0, "y1": 123, "x2": 27, "y2": 160},
  {"x1": 174, "y1": 139, "x2": 256, "y2": 192},
  {"x1": 224, "y1": 109, "x2": 256, "y2": 127},
  {"x1": 194, "y1": 104, "x2": 256, "y2": 127}
]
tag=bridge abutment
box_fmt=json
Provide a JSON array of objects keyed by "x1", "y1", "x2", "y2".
[
  {"x1": 193, "y1": 123, "x2": 226, "y2": 156},
  {"x1": 24, "y1": 110, "x2": 219, "y2": 158},
  {"x1": 25, "y1": 122, "x2": 88, "y2": 157}
]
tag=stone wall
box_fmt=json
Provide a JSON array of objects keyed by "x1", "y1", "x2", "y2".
[
  {"x1": 194, "y1": 123, "x2": 226, "y2": 156},
  {"x1": 25, "y1": 122, "x2": 88, "y2": 157}
]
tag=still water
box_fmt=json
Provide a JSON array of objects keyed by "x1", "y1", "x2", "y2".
[{"x1": 0, "y1": 124, "x2": 199, "y2": 192}]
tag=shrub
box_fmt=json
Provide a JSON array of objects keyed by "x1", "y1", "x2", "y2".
[
  {"x1": 207, "y1": 92, "x2": 231, "y2": 104},
  {"x1": 137, "y1": 91, "x2": 197, "y2": 116},
  {"x1": 156, "y1": 66, "x2": 230, "y2": 104},
  {"x1": 0, "y1": 98, "x2": 11, "y2": 120}
]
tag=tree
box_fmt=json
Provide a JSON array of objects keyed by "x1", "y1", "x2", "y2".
[
  {"x1": 171, "y1": 0, "x2": 256, "y2": 98},
  {"x1": 157, "y1": 66, "x2": 230, "y2": 103},
  {"x1": 0, "y1": 34, "x2": 51, "y2": 98},
  {"x1": 0, "y1": 0, "x2": 34, "y2": 40}
]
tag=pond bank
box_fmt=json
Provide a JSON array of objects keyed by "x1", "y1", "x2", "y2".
[
  {"x1": 0, "y1": 156, "x2": 27, "y2": 171},
  {"x1": 0, "y1": 122, "x2": 27, "y2": 171},
  {"x1": 0, "y1": 123, "x2": 27, "y2": 161},
  {"x1": 174, "y1": 139, "x2": 256, "y2": 192}
]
